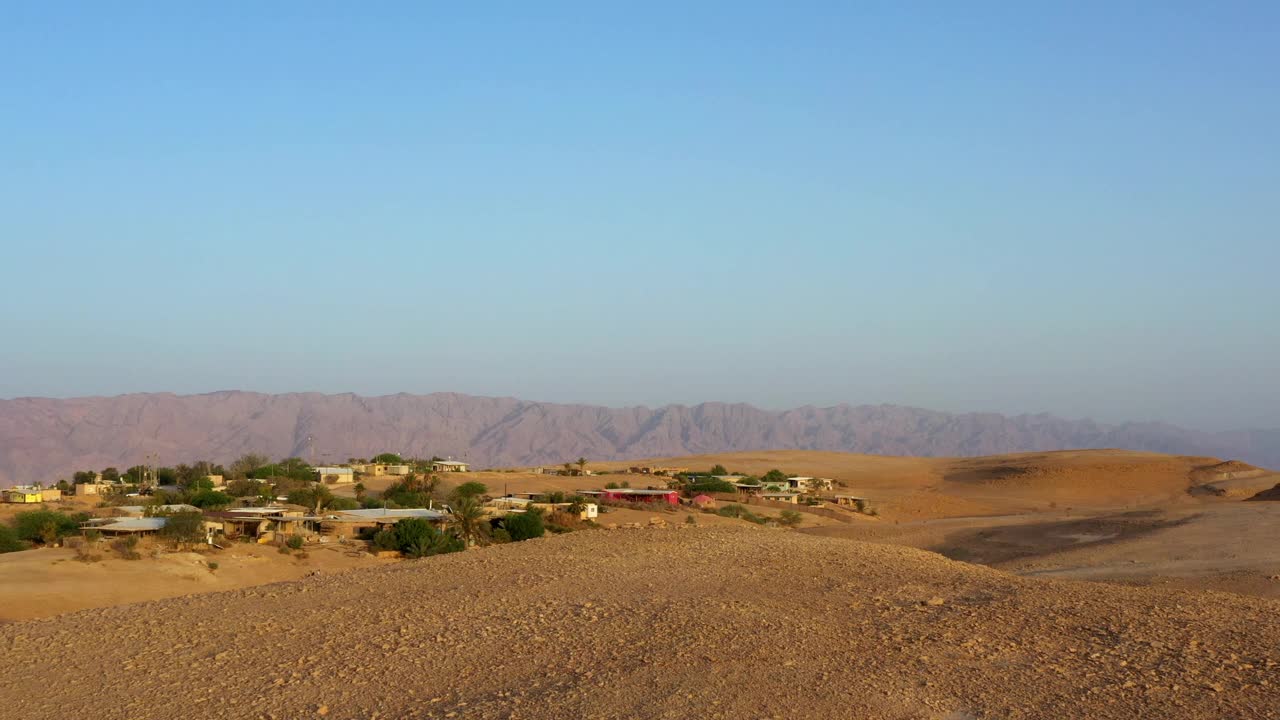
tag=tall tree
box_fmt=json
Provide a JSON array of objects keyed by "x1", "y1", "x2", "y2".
[{"x1": 450, "y1": 496, "x2": 488, "y2": 547}]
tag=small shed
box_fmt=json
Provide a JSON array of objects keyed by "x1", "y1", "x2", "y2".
[{"x1": 691, "y1": 494, "x2": 717, "y2": 509}]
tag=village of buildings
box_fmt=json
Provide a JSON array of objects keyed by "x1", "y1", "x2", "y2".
[{"x1": 0, "y1": 453, "x2": 874, "y2": 560}]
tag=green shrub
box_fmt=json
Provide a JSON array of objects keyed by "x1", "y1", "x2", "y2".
[
  {"x1": 112, "y1": 534, "x2": 141, "y2": 560},
  {"x1": 207, "y1": 561, "x2": 219, "y2": 572},
  {"x1": 502, "y1": 510, "x2": 545, "y2": 542},
  {"x1": 490, "y1": 528, "x2": 512, "y2": 544},
  {"x1": 778, "y1": 509, "x2": 803, "y2": 527},
  {"x1": 450, "y1": 481, "x2": 488, "y2": 501},
  {"x1": 158, "y1": 511, "x2": 206, "y2": 548},
  {"x1": 328, "y1": 497, "x2": 360, "y2": 511},
  {"x1": 717, "y1": 504, "x2": 746, "y2": 518},
  {"x1": 685, "y1": 478, "x2": 736, "y2": 494},
  {"x1": 188, "y1": 490, "x2": 232, "y2": 509},
  {"x1": 0, "y1": 525, "x2": 27, "y2": 553},
  {"x1": 684, "y1": 515, "x2": 697, "y2": 525},
  {"x1": 84, "y1": 529, "x2": 103, "y2": 543},
  {"x1": 393, "y1": 518, "x2": 463, "y2": 558},
  {"x1": 13, "y1": 510, "x2": 84, "y2": 544},
  {"x1": 372, "y1": 529, "x2": 399, "y2": 551},
  {"x1": 285, "y1": 534, "x2": 304, "y2": 550}
]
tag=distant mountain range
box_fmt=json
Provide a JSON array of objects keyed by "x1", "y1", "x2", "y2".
[{"x1": 0, "y1": 391, "x2": 1276, "y2": 486}]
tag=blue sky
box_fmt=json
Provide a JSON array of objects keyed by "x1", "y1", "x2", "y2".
[{"x1": 1, "y1": 2, "x2": 1276, "y2": 430}]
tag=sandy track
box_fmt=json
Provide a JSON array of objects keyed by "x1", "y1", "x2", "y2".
[{"x1": 2, "y1": 526, "x2": 1276, "y2": 720}]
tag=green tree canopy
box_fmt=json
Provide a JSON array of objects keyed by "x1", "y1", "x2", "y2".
[
  {"x1": 13, "y1": 510, "x2": 86, "y2": 544},
  {"x1": 0, "y1": 525, "x2": 25, "y2": 553},
  {"x1": 188, "y1": 490, "x2": 232, "y2": 509},
  {"x1": 710, "y1": 464, "x2": 729, "y2": 476},
  {"x1": 685, "y1": 478, "x2": 737, "y2": 495},
  {"x1": 372, "y1": 453, "x2": 404, "y2": 464},
  {"x1": 393, "y1": 518, "x2": 463, "y2": 558},
  {"x1": 450, "y1": 481, "x2": 488, "y2": 501},
  {"x1": 502, "y1": 509, "x2": 545, "y2": 542},
  {"x1": 100, "y1": 467, "x2": 121, "y2": 483},
  {"x1": 762, "y1": 469, "x2": 789, "y2": 485},
  {"x1": 158, "y1": 510, "x2": 205, "y2": 548}
]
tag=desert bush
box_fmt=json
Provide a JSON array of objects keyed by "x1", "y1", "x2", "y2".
[
  {"x1": 685, "y1": 478, "x2": 737, "y2": 495},
  {"x1": 13, "y1": 509, "x2": 85, "y2": 545},
  {"x1": 83, "y1": 529, "x2": 102, "y2": 543},
  {"x1": 286, "y1": 534, "x2": 305, "y2": 550},
  {"x1": 684, "y1": 514, "x2": 697, "y2": 525},
  {"x1": 72, "y1": 539, "x2": 102, "y2": 563},
  {"x1": 546, "y1": 510, "x2": 580, "y2": 528},
  {"x1": 393, "y1": 518, "x2": 464, "y2": 558},
  {"x1": 207, "y1": 561, "x2": 219, "y2": 572},
  {"x1": 501, "y1": 510, "x2": 545, "y2": 542},
  {"x1": 778, "y1": 509, "x2": 803, "y2": 527},
  {"x1": 450, "y1": 481, "x2": 488, "y2": 501},
  {"x1": 0, "y1": 525, "x2": 27, "y2": 553},
  {"x1": 295, "y1": 552, "x2": 309, "y2": 561},
  {"x1": 716, "y1": 504, "x2": 766, "y2": 524},
  {"x1": 278, "y1": 545, "x2": 291, "y2": 554},
  {"x1": 490, "y1": 528, "x2": 512, "y2": 544},
  {"x1": 158, "y1": 510, "x2": 206, "y2": 549},
  {"x1": 111, "y1": 534, "x2": 141, "y2": 560},
  {"x1": 371, "y1": 529, "x2": 399, "y2": 551},
  {"x1": 188, "y1": 490, "x2": 232, "y2": 509}
]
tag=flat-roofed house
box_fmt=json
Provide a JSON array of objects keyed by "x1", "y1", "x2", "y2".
[
  {"x1": 760, "y1": 491, "x2": 800, "y2": 504},
  {"x1": 314, "y1": 466, "x2": 355, "y2": 484},
  {"x1": 2, "y1": 486, "x2": 60, "y2": 503},
  {"x1": 583, "y1": 488, "x2": 680, "y2": 505},
  {"x1": 320, "y1": 508, "x2": 450, "y2": 540},
  {"x1": 431, "y1": 460, "x2": 470, "y2": 473}
]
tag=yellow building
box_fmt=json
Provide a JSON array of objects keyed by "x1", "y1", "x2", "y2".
[{"x1": 2, "y1": 486, "x2": 60, "y2": 503}]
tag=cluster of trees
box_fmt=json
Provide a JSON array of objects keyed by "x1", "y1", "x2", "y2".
[
  {"x1": 671, "y1": 466, "x2": 795, "y2": 496},
  {"x1": 0, "y1": 508, "x2": 93, "y2": 553},
  {"x1": 368, "y1": 480, "x2": 545, "y2": 557}
]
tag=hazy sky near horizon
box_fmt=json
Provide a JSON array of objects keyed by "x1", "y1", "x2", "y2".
[{"x1": 2, "y1": 2, "x2": 1277, "y2": 431}]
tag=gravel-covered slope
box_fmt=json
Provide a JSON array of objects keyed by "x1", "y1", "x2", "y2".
[{"x1": 1, "y1": 526, "x2": 1276, "y2": 719}]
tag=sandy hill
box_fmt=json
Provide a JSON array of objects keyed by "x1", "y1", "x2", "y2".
[
  {"x1": 1, "y1": 527, "x2": 1276, "y2": 720},
  {"x1": 2, "y1": 391, "x2": 1278, "y2": 486},
  {"x1": 597, "y1": 449, "x2": 1230, "y2": 517}
]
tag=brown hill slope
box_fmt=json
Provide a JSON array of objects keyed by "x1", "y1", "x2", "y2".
[
  {"x1": 1, "y1": 527, "x2": 1275, "y2": 720},
  {"x1": 1, "y1": 391, "x2": 1277, "y2": 486},
  {"x1": 600, "y1": 449, "x2": 1221, "y2": 517}
]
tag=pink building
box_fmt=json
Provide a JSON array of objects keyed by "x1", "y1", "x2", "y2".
[{"x1": 589, "y1": 488, "x2": 680, "y2": 505}]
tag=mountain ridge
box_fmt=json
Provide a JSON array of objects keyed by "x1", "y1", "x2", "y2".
[{"x1": 0, "y1": 391, "x2": 1275, "y2": 486}]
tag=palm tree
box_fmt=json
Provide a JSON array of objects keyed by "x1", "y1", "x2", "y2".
[
  {"x1": 450, "y1": 496, "x2": 488, "y2": 547},
  {"x1": 353, "y1": 483, "x2": 366, "y2": 501},
  {"x1": 576, "y1": 457, "x2": 587, "y2": 475},
  {"x1": 562, "y1": 462, "x2": 572, "y2": 476}
]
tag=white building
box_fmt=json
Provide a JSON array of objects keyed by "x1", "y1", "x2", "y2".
[
  {"x1": 431, "y1": 460, "x2": 470, "y2": 473},
  {"x1": 314, "y1": 466, "x2": 355, "y2": 484}
]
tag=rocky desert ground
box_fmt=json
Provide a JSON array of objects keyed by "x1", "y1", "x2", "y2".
[{"x1": 1, "y1": 448, "x2": 1277, "y2": 719}]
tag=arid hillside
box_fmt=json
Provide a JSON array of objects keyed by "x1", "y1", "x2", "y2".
[
  {"x1": 598, "y1": 448, "x2": 1231, "y2": 517},
  {"x1": 2, "y1": 391, "x2": 1278, "y2": 486},
  {"x1": 1, "y1": 527, "x2": 1276, "y2": 720}
]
